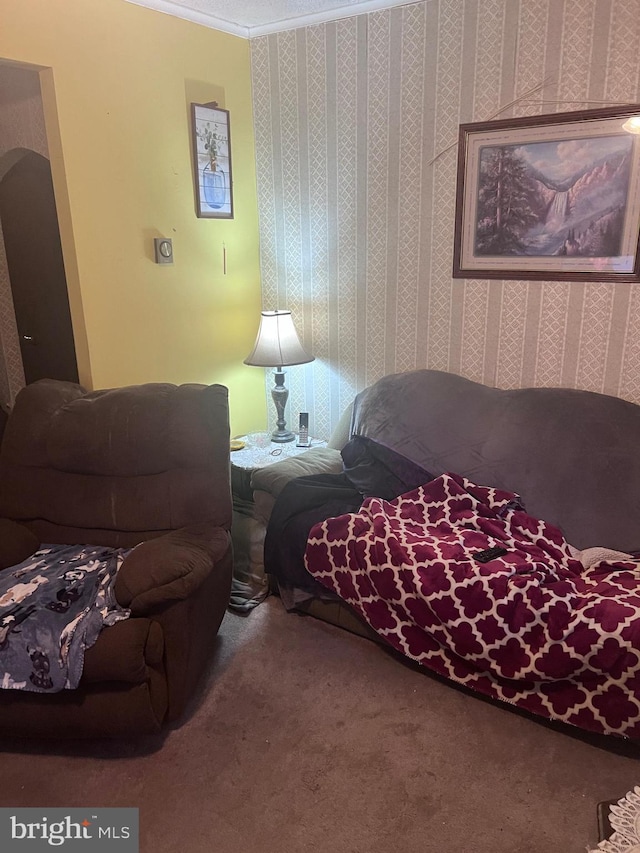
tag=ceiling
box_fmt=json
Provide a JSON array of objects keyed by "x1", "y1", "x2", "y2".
[{"x1": 125, "y1": 0, "x2": 419, "y2": 38}]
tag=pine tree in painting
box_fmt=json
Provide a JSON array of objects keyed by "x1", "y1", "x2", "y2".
[{"x1": 475, "y1": 146, "x2": 543, "y2": 256}]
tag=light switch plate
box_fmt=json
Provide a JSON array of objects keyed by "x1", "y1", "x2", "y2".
[{"x1": 154, "y1": 237, "x2": 173, "y2": 264}]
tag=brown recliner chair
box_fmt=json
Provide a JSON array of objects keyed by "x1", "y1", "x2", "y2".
[{"x1": 0, "y1": 379, "x2": 233, "y2": 737}]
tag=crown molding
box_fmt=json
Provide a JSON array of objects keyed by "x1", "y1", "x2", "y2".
[
  {"x1": 125, "y1": 0, "x2": 250, "y2": 38},
  {"x1": 125, "y1": 0, "x2": 424, "y2": 39},
  {"x1": 248, "y1": 0, "x2": 422, "y2": 37}
]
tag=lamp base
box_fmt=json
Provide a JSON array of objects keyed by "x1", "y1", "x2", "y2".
[
  {"x1": 270, "y1": 369, "x2": 295, "y2": 443},
  {"x1": 271, "y1": 428, "x2": 295, "y2": 443}
]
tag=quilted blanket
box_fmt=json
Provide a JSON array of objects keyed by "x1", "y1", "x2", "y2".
[
  {"x1": 304, "y1": 473, "x2": 640, "y2": 738},
  {"x1": 0, "y1": 544, "x2": 130, "y2": 692}
]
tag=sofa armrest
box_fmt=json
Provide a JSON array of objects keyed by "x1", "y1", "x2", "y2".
[
  {"x1": 114, "y1": 524, "x2": 231, "y2": 615},
  {"x1": 0, "y1": 518, "x2": 39, "y2": 570},
  {"x1": 250, "y1": 447, "x2": 343, "y2": 499}
]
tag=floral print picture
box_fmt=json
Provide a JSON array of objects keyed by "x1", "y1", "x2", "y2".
[{"x1": 191, "y1": 102, "x2": 233, "y2": 219}]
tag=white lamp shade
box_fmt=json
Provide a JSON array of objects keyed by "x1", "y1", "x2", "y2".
[
  {"x1": 244, "y1": 310, "x2": 314, "y2": 368},
  {"x1": 622, "y1": 116, "x2": 640, "y2": 134}
]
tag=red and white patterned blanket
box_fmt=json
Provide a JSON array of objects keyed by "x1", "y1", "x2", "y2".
[{"x1": 304, "y1": 473, "x2": 640, "y2": 738}]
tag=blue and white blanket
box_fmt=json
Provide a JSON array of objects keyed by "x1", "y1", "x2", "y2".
[{"x1": 0, "y1": 544, "x2": 131, "y2": 692}]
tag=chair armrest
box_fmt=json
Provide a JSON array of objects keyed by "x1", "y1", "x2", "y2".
[
  {"x1": 0, "y1": 519, "x2": 39, "y2": 570},
  {"x1": 114, "y1": 524, "x2": 231, "y2": 615},
  {"x1": 250, "y1": 447, "x2": 343, "y2": 499}
]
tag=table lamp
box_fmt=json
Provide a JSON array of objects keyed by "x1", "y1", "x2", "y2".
[
  {"x1": 244, "y1": 310, "x2": 314, "y2": 443},
  {"x1": 622, "y1": 115, "x2": 640, "y2": 134}
]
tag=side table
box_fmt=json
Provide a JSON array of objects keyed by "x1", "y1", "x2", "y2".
[{"x1": 229, "y1": 435, "x2": 327, "y2": 611}]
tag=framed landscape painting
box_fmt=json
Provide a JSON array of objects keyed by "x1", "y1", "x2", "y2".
[
  {"x1": 452, "y1": 104, "x2": 640, "y2": 281},
  {"x1": 191, "y1": 102, "x2": 234, "y2": 219}
]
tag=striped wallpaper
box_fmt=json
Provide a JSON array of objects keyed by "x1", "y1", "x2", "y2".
[{"x1": 250, "y1": 0, "x2": 640, "y2": 441}]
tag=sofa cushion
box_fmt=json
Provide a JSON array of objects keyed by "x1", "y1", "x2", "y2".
[
  {"x1": 0, "y1": 379, "x2": 232, "y2": 537},
  {"x1": 250, "y1": 447, "x2": 343, "y2": 498}
]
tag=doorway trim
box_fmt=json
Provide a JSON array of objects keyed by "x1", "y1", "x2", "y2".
[
  {"x1": 0, "y1": 147, "x2": 28, "y2": 407},
  {"x1": 38, "y1": 66, "x2": 91, "y2": 389}
]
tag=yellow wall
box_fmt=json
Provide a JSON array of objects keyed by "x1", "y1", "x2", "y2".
[{"x1": 0, "y1": 0, "x2": 266, "y2": 435}]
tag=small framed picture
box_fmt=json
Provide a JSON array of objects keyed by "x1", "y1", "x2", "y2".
[
  {"x1": 453, "y1": 104, "x2": 640, "y2": 281},
  {"x1": 190, "y1": 102, "x2": 233, "y2": 219}
]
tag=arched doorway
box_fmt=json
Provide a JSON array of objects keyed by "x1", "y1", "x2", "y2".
[{"x1": 0, "y1": 149, "x2": 78, "y2": 385}]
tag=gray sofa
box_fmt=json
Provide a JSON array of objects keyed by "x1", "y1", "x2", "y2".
[{"x1": 252, "y1": 369, "x2": 640, "y2": 634}]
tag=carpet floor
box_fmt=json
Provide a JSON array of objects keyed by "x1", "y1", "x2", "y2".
[{"x1": 0, "y1": 596, "x2": 638, "y2": 853}]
